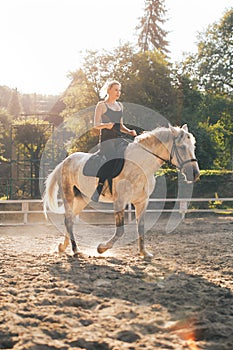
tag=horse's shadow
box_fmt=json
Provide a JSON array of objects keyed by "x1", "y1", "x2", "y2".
[{"x1": 48, "y1": 251, "x2": 233, "y2": 349}]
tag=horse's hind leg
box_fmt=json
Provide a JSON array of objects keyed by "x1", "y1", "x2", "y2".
[
  {"x1": 134, "y1": 200, "x2": 153, "y2": 259},
  {"x1": 59, "y1": 162, "x2": 88, "y2": 256},
  {"x1": 60, "y1": 192, "x2": 89, "y2": 256},
  {"x1": 57, "y1": 197, "x2": 79, "y2": 256},
  {"x1": 97, "y1": 208, "x2": 125, "y2": 254},
  {"x1": 66, "y1": 212, "x2": 78, "y2": 255}
]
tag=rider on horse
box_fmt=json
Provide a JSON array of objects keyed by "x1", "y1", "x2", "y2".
[{"x1": 91, "y1": 80, "x2": 137, "y2": 201}]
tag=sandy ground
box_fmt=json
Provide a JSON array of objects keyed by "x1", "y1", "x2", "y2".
[{"x1": 0, "y1": 215, "x2": 233, "y2": 350}]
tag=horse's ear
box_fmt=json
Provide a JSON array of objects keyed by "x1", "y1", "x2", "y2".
[
  {"x1": 182, "y1": 124, "x2": 188, "y2": 132},
  {"x1": 169, "y1": 125, "x2": 179, "y2": 137}
]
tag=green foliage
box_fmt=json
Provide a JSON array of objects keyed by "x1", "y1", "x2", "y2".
[
  {"x1": 156, "y1": 169, "x2": 233, "y2": 211},
  {"x1": 63, "y1": 105, "x2": 98, "y2": 154},
  {"x1": 68, "y1": 45, "x2": 176, "y2": 122},
  {"x1": 123, "y1": 50, "x2": 174, "y2": 117},
  {"x1": 0, "y1": 85, "x2": 58, "y2": 117},
  {"x1": 135, "y1": 0, "x2": 169, "y2": 55},
  {"x1": 12, "y1": 118, "x2": 53, "y2": 197},
  {"x1": 0, "y1": 86, "x2": 12, "y2": 108},
  {"x1": 200, "y1": 169, "x2": 233, "y2": 176},
  {"x1": 78, "y1": 43, "x2": 136, "y2": 93},
  {"x1": 13, "y1": 118, "x2": 51, "y2": 152},
  {"x1": 7, "y1": 88, "x2": 21, "y2": 117},
  {"x1": 0, "y1": 121, "x2": 5, "y2": 159},
  {"x1": 0, "y1": 108, "x2": 12, "y2": 159},
  {"x1": 181, "y1": 8, "x2": 233, "y2": 96},
  {"x1": 61, "y1": 69, "x2": 98, "y2": 119},
  {"x1": 198, "y1": 9, "x2": 233, "y2": 95},
  {"x1": 190, "y1": 122, "x2": 217, "y2": 170},
  {"x1": 171, "y1": 69, "x2": 203, "y2": 125},
  {"x1": 63, "y1": 28, "x2": 232, "y2": 169},
  {"x1": 193, "y1": 170, "x2": 233, "y2": 211},
  {"x1": 173, "y1": 8, "x2": 233, "y2": 169},
  {"x1": 67, "y1": 129, "x2": 99, "y2": 154},
  {"x1": 208, "y1": 193, "x2": 227, "y2": 211}
]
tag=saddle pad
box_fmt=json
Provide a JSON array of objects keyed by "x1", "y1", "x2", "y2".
[
  {"x1": 83, "y1": 152, "x2": 124, "y2": 180},
  {"x1": 83, "y1": 152, "x2": 106, "y2": 177}
]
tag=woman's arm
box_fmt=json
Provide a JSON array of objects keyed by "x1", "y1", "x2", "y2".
[
  {"x1": 120, "y1": 118, "x2": 137, "y2": 136},
  {"x1": 94, "y1": 102, "x2": 114, "y2": 130}
]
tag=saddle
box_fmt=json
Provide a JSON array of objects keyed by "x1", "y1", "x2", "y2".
[{"x1": 83, "y1": 139, "x2": 127, "y2": 193}]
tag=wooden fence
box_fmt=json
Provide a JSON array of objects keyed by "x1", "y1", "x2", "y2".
[{"x1": 0, "y1": 198, "x2": 233, "y2": 226}]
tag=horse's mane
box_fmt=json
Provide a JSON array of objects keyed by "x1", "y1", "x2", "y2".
[
  {"x1": 135, "y1": 125, "x2": 196, "y2": 146},
  {"x1": 134, "y1": 126, "x2": 171, "y2": 146}
]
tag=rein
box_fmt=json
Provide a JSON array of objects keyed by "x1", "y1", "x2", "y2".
[
  {"x1": 108, "y1": 128, "x2": 197, "y2": 170},
  {"x1": 139, "y1": 145, "x2": 168, "y2": 163},
  {"x1": 139, "y1": 137, "x2": 198, "y2": 170}
]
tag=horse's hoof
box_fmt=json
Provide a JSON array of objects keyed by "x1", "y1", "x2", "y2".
[
  {"x1": 58, "y1": 243, "x2": 65, "y2": 253},
  {"x1": 141, "y1": 250, "x2": 153, "y2": 260},
  {"x1": 73, "y1": 251, "x2": 79, "y2": 258},
  {"x1": 97, "y1": 243, "x2": 108, "y2": 254}
]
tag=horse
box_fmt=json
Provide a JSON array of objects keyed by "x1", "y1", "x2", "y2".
[{"x1": 43, "y1": 124, "x2": 200, "y2": 258}]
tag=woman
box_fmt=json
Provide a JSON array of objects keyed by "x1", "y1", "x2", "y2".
[{"x1": 92, "y1": 80, "x2": 137, "y2": 201}]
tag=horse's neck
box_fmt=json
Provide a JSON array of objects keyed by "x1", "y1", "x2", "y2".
[
  {"x1": 131, "y1": 130, "x2": 171, "y2": 168},
  {"x1": 126, "y1": 142, "x2": 165, "y2": 174}
]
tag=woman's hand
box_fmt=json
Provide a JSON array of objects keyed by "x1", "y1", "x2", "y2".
[
  {"x1": 104, "y1": 122, "x2": 114, "y2": 129},
  {"x1": 128, "y1": 129, "x2": 137, "y2": 137}
]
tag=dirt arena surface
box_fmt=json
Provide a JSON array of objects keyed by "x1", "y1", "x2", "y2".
[{"x1": 0, "y1": 215, "x2": 233, "y2": 350}]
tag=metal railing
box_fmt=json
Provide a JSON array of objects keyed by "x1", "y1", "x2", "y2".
[{"x1": 0, "y1": 198, "x2": 232, "y2": 226}]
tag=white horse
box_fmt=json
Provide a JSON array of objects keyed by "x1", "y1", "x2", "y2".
[{"x1": 43, "y1": 124, "x2": 200, "y2": 258}]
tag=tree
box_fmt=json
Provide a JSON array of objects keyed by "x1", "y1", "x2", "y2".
[
  {"x1": 0, "y1": 108, "x2": 12, "y2": 159},
  {"x1": 75, "y1": 44, "x2": 176, "y2": 119},
  {"x1": 0, "y1": 108, "x2": 12, "y2": 198},
  {"x1": 183, "y1": 9, "x2": 233, "y2": 96},
  {"x1": 12, "y1": 118, "x2": 52, "y2": 198},
  {"x1": 190, "y1": 121, "x2": 217, "y2": 170},
  {"x1": 135, "y1": 0, "x2": 169, "y2": 55},
  {"x1": 78, "y1": 43, "x2": 136, "y2": 93},
  {"x1": 0, "y1": 86, "x2": 12, "y2": 109},
  {"x1": 173, "y1": 8, "x2": 233, "y2": 170},
  {"x1": 61, "y1": 69, "x2": 98, "y2": 119},
  {"x1": 122, "y1": 50, "x2": 175, "y2": 117},
  {"x1": 198, "y1": 117, "x2": 233, "y2": 170},
  {"x1": 169, "y1": 66, "x2": 203, "y2": 125},
  {"x1": 7, "y1": 88, "x2": 21, "y2": 117}
]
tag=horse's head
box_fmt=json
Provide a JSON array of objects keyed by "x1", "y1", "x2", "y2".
[{"x1": 169, "y1": 124, "x2": 200, "y2": 183}]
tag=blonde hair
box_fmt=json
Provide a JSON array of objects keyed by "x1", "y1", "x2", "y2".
[{"x1": 99, "y1": 80, "x2": 121, "y2": 99}]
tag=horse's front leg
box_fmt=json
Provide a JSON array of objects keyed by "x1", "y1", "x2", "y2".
[
  {"x1": 58, "y1": 233, "x2": 70, "y2": 253},
  {"x1": 97, "y1": 209, "x2": 125, "y2": 254},
  {"x1": 134, "y1": 201, "x2": 153, "y2": 259}
]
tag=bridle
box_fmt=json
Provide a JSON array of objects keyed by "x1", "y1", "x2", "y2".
[
  {"x1": 114, "y1": 128, "x2": 198, "y2": 170},
  {"x1": 170, "y1": 137, "x2": 198, "y2": 170},
  {"x1": 140, "y1": 136, "x2": 198, "y2": 170}
]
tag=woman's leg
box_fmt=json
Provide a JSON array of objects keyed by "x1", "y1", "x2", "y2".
[
  {"x1": 91, "y1": 179, "x2": 104, "y2": 202},
  {"x1": 91, "y1": 139, "x2": 116, "y2": 202}
]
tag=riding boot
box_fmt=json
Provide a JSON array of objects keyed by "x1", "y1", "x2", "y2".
[{"x1": 91, "y1": 182, "x2": 104, "y2": 202}]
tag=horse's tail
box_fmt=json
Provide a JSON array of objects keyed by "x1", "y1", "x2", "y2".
[{"x1": 43, "y1": 162, "x2": 65, "y2": 218}]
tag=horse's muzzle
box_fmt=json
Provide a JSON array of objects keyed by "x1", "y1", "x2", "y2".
[{"x1": 183, "y1": 163, "x2": 200, "y2": 183}]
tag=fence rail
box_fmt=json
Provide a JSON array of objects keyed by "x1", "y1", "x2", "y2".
[{"x1": 0, "y1": 197, "x2": 233, "y2": 226}]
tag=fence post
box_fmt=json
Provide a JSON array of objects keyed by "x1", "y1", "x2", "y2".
[
  {"x1": 179, "y1": 200, "x2": 188, "y2": 219},
  {"x1": 22, "y1": 201, "x2": 29, "y2": 224}
]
